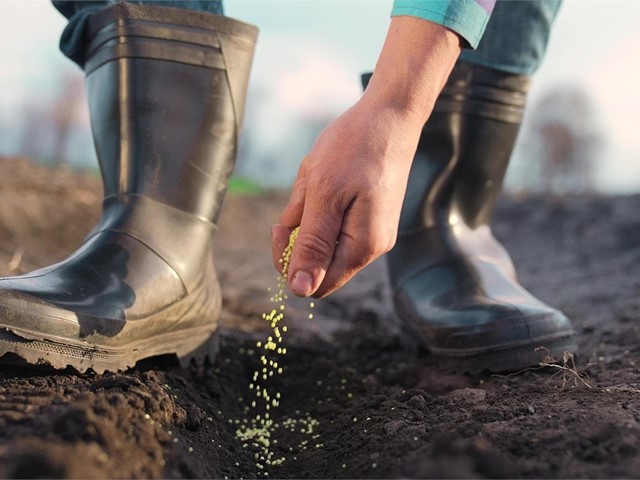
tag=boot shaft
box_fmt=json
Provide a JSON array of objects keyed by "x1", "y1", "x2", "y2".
[
  {"x1": 364, "y1": 62, "x2": 530, "y2": 234},
  {"x1": 408, "y1": 61, "x2": 530, "y2": 232},
  {"x1": 85, "y1": 4, "x2": 257, "y2": 224},
  {"x1": 437, "y1": 62, "x2": 529, "y2": 230}
]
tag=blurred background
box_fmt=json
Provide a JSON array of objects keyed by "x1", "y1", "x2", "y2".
[{"x1": 1, "y1": 0, "x2": 639, "y2": 195}]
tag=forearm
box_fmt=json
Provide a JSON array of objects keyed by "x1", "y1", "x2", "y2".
[{"x1": 362, "y1": 16, "x2": 463, "y2": 127}]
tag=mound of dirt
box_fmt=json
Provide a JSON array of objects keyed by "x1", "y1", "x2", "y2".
[{"x1": 1, "y1": 156, "x2": 640, "y2": 478}]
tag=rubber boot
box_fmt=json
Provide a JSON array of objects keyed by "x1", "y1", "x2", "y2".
[
  {"x1": 363, "y1": 62, "x2": 577, "y2": 373},
  {"x1": 0, "y1": 4, "x2": 257, "y2": 373}
]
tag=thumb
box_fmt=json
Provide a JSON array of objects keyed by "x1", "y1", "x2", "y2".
[{"x1": 287, "y1": 191, "x2": 345, "y2": 297}]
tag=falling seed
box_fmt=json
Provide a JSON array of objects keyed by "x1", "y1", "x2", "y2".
[{"x1": 233, "y1": 226, "x2": 321, "y2": 471}]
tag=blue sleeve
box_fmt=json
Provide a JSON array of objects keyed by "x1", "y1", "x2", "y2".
[{"x1": 391, "y1": 0, "x2": 496, "y2": 48}]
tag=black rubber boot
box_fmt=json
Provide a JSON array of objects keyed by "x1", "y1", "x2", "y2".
[
  {"x1": 364, "y1": 62, "x2": 577, "y2": 373},
  {"x1": 0, "y1": 4, "x2": 257, "y2": 373}
]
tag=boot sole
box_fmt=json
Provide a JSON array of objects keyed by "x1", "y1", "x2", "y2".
[
  {"x1": 0, "y1": 325, "x2": 219, "y2": 374},
  {"x1": 429, "y1": 333, "x2": 578, "y2": 375}
]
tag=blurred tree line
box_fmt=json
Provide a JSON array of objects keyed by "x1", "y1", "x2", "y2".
[
  {"x1": 16, "y1": 72, "x2": 91, "y2": 169},
  {"x1": 508, "y1": 84, "x2": 604, "y2": 196},
  {"x1": 2, "y1": 74, "x2": 604, "y2": 196}
]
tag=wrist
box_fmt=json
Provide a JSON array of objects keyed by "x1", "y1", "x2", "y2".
[
  {"x1": 357, "y1": 92, "x2": 427, "y2": 139},
  {"x1": 364, "y1": 16, "x2": 462, "y2": 124}
]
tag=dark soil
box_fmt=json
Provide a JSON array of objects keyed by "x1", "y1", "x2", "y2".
[{"x1": 1, "y1": 156, "x2": 640, "y2": 478}]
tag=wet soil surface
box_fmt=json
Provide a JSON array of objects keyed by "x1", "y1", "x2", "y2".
[{"x1": 1, "y1": 157, "x2": 640, "y2": 478}]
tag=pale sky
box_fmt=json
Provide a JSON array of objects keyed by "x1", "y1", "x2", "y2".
[{"x1": 1, "y1": 0, "x2": 639, "y2": 192}]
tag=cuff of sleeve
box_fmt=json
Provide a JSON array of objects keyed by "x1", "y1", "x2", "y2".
[{"x1": 391, "y1": 0, "x2": 493, "y2": 49}]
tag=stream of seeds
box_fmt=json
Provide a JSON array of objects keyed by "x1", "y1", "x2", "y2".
[{"x1": 234, "y1": 227, "x2": 319, "y2": 476}]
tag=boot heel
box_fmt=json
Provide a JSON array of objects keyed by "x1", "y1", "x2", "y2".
[{"x1": 176, "y1": 332, "x2": 220, "y2": 368}]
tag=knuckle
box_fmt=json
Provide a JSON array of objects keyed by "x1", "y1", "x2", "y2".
[
  {"x1": 292, "y1": 177, "x2": 306, "y2": 195},
  {"x1": 295, "y1": 231, "x2": 335, "y2": 267},
  {"x1": 386, "y1": 230, "x2": 398, "y2": 253},
  {"x1": 310, "y1": 173, "x2": 348, "y2": 212},
  {"x1": 356, "y1": 229, "x2": 396, "y2": 264},
  {"x1": 363, "y1": 238, "x2": 385, "y2": 259},
  {"x1": 346, "y1": 237, "x2": 384, "y2": 270}
]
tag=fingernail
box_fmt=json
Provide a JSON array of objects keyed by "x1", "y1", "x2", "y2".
[{"x1": 291, "y1": 271, "x2": 313, "y2": 297}]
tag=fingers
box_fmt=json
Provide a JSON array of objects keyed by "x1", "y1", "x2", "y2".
[
  {"x1": 287, "y1": 213, "x2": 343, "y2": 297},
  {"x1": 271, "y1": 224, "x2": 292, "y2": 274},
  {"x1": 309, "y1": 232, "x2": 360, "y2": 298},
  {"x1": 279, "y1": 176, "x2": 306, "y2": 227},
  {"x1": 286, "y1": 178, "x2": 348, "y2": 297},
  {"x1": 272, "y1": 161, "x2": 308, "y2": 271},
  {"x1": 272, "y1": 151, "x2": 397, "y2": 298},
  {"x1": 312, "y1": 200, "x2": 395, "y2": 298},
  {"x1": 279, "y1": 157, "x2": 309, "y2": 228},
  {"x1": 275, "y1": 205, "x2": 394, "y2": 298}
]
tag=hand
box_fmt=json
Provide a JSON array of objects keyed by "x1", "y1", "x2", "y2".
[
  {"x1": 271, "y1": 16, "x2": 461, "y2": 298},
  {"x1": 271, "y1": 97, "x2": 423, "y2": 298}
]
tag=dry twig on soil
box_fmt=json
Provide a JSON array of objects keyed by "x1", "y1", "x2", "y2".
[
  {"x1": 536, "y1": 348, "x2": 593, "y2": 390},
  {"x1": 492, "y1": 348, "x2": 593, "y2": 390}
]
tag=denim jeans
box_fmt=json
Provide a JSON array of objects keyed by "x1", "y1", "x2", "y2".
[
  {"x1": 54, "y1": 0, "x2": 560, "y2": 74},
  {"x1": 52, "y1": 0, "x2": 224, "y2": 67},
  {"x1": 461, "y1": 0, "x2": 563, "y2": 75}
]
